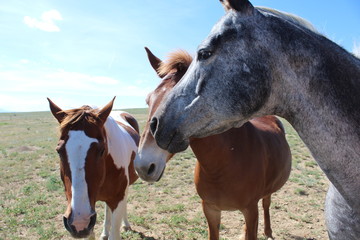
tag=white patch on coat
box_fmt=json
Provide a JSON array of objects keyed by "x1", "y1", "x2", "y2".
[
  {"x1": 104, "y1": 112, "x2": 137, "y2": 170},
  {"x1": 66, "y1": 130, "x2": 98, "y2": 230},
  {"x1": 110, "y1": 111, "x2": 135, "y2": 131}
]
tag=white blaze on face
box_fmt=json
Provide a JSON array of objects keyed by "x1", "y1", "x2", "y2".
[{"x1": 66, "y1": 130, "x2": 98, "y2": 231}]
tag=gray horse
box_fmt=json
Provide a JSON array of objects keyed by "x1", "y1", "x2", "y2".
[{"x1": 149, "y1": 0, "x2": 360, "y2": 239}]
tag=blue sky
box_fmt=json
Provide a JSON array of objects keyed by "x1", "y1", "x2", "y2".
[{"x1": 1, "y1": 0, "x2": 359, "y2": 112}]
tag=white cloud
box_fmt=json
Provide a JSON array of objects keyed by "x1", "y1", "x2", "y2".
[
  {"x1": 45, "y1": 70, "x2": 119, "y2": 87},
  {"x1": 20, "y1": 59, "x2": 30, "y2": 64},
  {"x1": 0, "y1": 94, "x2": 46, "y2": 112},
  {"x1": 0, "y1": 68, "x2": 152, "y2": 112},
  {"x1": 353, "y1": 41, "x2": 360, "y2": 58},
  {"x1": 0, "y1": 68, "x2": 151, "y2": 97},
  {"x1": 24, "y1": 9, "x2": 62, "y2": 32}
]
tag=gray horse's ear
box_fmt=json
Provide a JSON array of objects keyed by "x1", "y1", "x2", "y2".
[
  {"x1": 220, "y1": 0, "x2": 254, "y2": 14},
  {"x1": 144, "y1": 47, "x2": 166, "y2": 78}
]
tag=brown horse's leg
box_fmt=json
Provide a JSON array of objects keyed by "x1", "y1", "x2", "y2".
[
  {"x1": 242, "y1": 203, "x2": 259, "y2": 240},
  {"x1": 262, "y1": 195, "x2": 273, "y2": 239},
  {"x1": 202, "y1": 200, "x2": 221, "y2": 240}
]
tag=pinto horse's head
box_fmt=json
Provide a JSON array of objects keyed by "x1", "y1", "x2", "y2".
[
  {"x1": 48, "y1": 98, "x2": 114, "y2": 238},
  {"x1": 134, "y1": 47, "x2": 192, "y2": 182}
]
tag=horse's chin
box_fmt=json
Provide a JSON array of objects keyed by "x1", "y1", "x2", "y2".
[
  {"x1": 190, "y1": 123, "x2": 236, "y2": 139},
  {"x1": 166, "y1": 138, "x2": 189, "y2": 153}
]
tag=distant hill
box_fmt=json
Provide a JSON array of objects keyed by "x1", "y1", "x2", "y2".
[
  {"x1": 118, "y1": 108, "x2": 148, "y2": 114},
  {"x1": 0, "y1": 108, "x2": 148, "y2": 114}
]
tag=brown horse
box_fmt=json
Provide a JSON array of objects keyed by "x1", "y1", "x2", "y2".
[
  {"x1": 134, "y1": 48, "x2": 292, "y2": 240},
  {"x1": 48, "y1": 98, "x2": 139, "y2": 239}
]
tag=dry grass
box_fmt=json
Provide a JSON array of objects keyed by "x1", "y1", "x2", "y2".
[{"x1": 0, "y1": 110, "x2": 329, "y2": 240}]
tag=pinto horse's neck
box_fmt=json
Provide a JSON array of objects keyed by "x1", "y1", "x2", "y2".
[{"x1": 272, "y1": 35, "x2": 360, "y2": 210}]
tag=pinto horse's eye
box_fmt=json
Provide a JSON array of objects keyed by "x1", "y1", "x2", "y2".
[{"x1": 197, "y1": 49, "x2": 212, "y2": 61}]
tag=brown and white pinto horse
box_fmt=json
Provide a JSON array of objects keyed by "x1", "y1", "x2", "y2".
[
  {"x1": 134, "y1": 48, "x2": 292, "y2": 240},
  {"x1": 48, "y1": 98, "x2": 139, "y2": 239}
]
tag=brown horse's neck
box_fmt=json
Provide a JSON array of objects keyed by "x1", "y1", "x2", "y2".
[
  {"x1": 190, "y1": 136, "x2": 227, "y2": 174},
  {"x1": 189, "y1": 123, "x2": 252, "y2": 172},
  {"x1": 190, "y1": 138, "x2": 223, "y2": 176}
]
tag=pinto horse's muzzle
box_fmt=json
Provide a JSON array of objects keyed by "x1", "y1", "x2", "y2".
[{"x1": 63, "y1": 213, "x2": 97, "y2": 239}]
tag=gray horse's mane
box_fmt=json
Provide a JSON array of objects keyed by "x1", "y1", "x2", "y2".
[
  {"x1": 257, "y1": 7, "x2": 360, "y2": 60},
  {"x1": 256, "y1": 7, "x2": 319, "y2": 34}
]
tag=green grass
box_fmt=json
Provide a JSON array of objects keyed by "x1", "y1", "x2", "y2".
[{"x1": 0, "y1": 110, "x2": 329, "y2": 239}]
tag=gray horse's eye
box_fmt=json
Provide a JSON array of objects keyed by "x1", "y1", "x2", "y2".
[{"x1": 197, "y1": 49, "x2": 212, "y2": 61}]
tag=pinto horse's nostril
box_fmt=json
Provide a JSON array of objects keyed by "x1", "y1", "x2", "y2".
[
  {"x1": 150, "y1": 117, "x2": 158, "y2": 136},
  {"x1": 147, "y1": 163, "x2": 156, "y2": 175},
  {"x1": 63, "y1": 216, "x2": 73, "y2": 233}
]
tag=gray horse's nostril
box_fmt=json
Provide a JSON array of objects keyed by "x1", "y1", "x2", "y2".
[
  {"x1": 147, "y1": 163, "x2": 156, "y2": 175},
  {"x1": 150, "y1": 117, "x2": 158, "y2": 136}
]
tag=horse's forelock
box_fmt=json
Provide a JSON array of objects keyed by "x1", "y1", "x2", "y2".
[
  {"x1": 158, "y1": 50, "x2": 193, "y2": 76},
  {"x1": 60, "y1": 106, "x2": 100, "y2": 131}
]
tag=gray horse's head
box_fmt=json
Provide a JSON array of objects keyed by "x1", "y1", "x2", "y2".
[{"x1": 150, "y1": 0, "x2": 319, "y2": 153}]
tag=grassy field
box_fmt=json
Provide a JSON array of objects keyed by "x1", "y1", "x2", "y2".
[{"x1": 0, "y1": 109, "x2": 329, "y2": 240}]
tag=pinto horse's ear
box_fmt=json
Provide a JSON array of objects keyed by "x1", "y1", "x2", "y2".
[
  {"x1": 144, "y1": 47, "x2": 166, "y2": 78},
  {"x1": 47, "y1": 98, "x2": 66, "y2": 123},
  {"x1": 98, "y1": 97, "x2": 115, "y2": 124},
  {"x1": 220, "y1": 0, "x2": 254, "y2": 14}
]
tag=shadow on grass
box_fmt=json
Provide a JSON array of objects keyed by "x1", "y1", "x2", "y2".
[
  {"x1": 288, "y1": 235, "x2": 319, "y2": 240},
  {"x1": 127, "y1": 229, "x2": 157, "y2": 240}
]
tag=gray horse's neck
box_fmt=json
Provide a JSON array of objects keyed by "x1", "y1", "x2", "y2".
[{"x1": 271, "y1": 36, "x2": 360, "y2": 211}]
